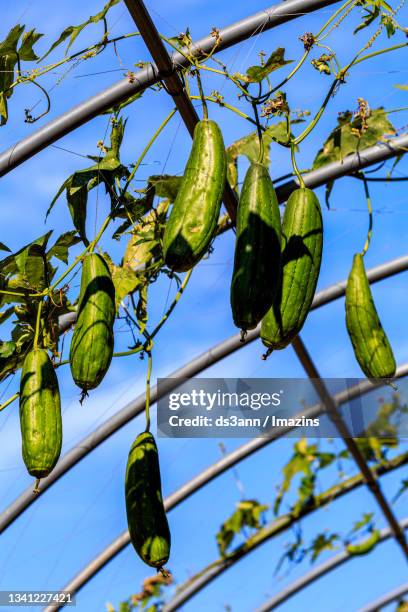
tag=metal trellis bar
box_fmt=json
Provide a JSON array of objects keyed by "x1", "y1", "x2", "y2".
[
  {"x1": 276, "y1": 134, "x2": 408, "y2": 201},
  {"x1": 0, "y1": 0, "x2": 340, "y2": 178},
  {"x1": 123, "y1": 0, "x2": 238, "y2": 221},
  {"x1": 254, "y1": 519, "x2": 408, "y2": 612},
  {"x1": 1, "y1": 255, "x2": 407, "y2": 535},
  {"x1": 160, "y1": 458, "x2": 408, "y2": 612},
  {"x1": 56, "y1": 129, "x2": 408, "y2": 335},
  {"x1": 292, "y1": 336, "x2": 408, "y2": 559},
  {"x1": 46, "y1": 368, "x2": 408, "y2": 610},
  {"x1": 359, "y1": 582, "x2": 408, "y2": 612}
]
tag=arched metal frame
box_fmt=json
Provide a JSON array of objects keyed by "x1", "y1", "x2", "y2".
[
  {"x1": 0, "y1": 0, "x2": 407, "y2": 609},
  {"x1": 359, "y1": 581, "x2": 408, "y2": 612},
  {"x1": 0, "y1": 0, "x2": 341, "y2": 178},
  {"x1": 47, "y1": 377, "x2": 408, "y2": 612},
  {"x1": 3, "y1": 255, "x2": 408, "y2": 536},
  {"x1": 253, "y1": 519, "x2": 408, "y2": 612}
]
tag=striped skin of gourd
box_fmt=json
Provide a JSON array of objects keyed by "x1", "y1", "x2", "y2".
[
  {"x1": 125, "y1": 432, "x2": 171, "y2": 568},
  {"x1": 69, "y1": 253, "x2": 115, "y2": 392},
  {"x1": 345, "y1": 253, "x2": 396, "y2": 379},
  {"x1": 163, "y1": 119, "x2": 227, "y2": 272},
  {"x1": 230, "y1": 162, "x2": 281, "y2": 331},
  {"x1": 260, "y1": 188, "x2": 323, "y2": 349},
  {"x1": 19, "y1": 349, "x2": 62, "y2": 478}
]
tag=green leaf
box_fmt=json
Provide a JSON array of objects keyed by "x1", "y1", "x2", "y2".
[
  {"x1": 317, "y1": 451, "x2": 336, "y2": 469},
  {"x1": 313, "y1": 107, "x2": 396, "y2": 169},
  {"x1": 0, "y1": 242, "x2": 10, "y2": 252},
  {"x1": 309, "y1": 532, "x2": 339, "y2": 562},
  {"x1": 112, "y1": 193, "x2": 153, "y2": 238},
  {"x1": 216, "y1": 500, "x2": 269, "y2": 556},
  {"x1": 105, "y1": 254, "x2": 140, "y2": 311},
  {"x1": 226, "y1": 121, "x2": 291, "y2": 191},
  {"x1": 47, "y1": 231, "x2": 81, "y2": 264},
  {"x1": 274, "y1": 439, "x2": 316, "y2": 515},
  {"x1": 0, "y1": 25, "x2": 25, "y2": 103},
  {"x1": 136, "y1": 283, "x2": 148, "y2": 333},
  {"x1": 351, "y1": 512, "x2": 374, "y2": 533},
  {"x1": 40, "y1": 0, "x2": 121, "y2": 60},
  {"x1": 65, "y1": 170, "x2": 96, "y2": 243},
  {"x1": 0, "y1": 92, "x2": 7, "y2": 125},
  {"x1": 354, "y1": 5, "x2": 380, "y2": 34},
  {"x1": 16, "y1": 232, "x2": 53, "y2": 291},
  {"x1": 167, "y1": 29, "x2": 193, "y2": 52},
  {"x1": 234, "y1": 48, "x2": 293, "y2": 83},
  {"x1": 393, "y1": 479, "x2": 408, "y2": 503},
  {"x1": 381, "y1": 13, "x2": 396, "y2": 37},
  {"x1": 123, "y1": 201, "x2": 168, "y2": 271},
  {"x1": 292, "y1": 473, "x2": 316, "y2": 517},
  {"x1": 0, "y1": 232, "x2": 55, "y2": 301},
  {"x1": 18, "y1": 29, "x2": 43, "y2": 60},
  {"x1": 102, "y1": 91, "x2": 143, "y2": 115},
  {"x1": 147, "y1": 175, "x2": 182, "y2": 203},
  {"x1": 0, "y1": 25, "x2": 43, "y2": 125},
  {"x1": 394, "y1": 84, "x2": 408, "y2": 90},
  {"x1": 47, "y1": 118, "x2": 128, "y2": 243},
  {"x1": 0, "y1": 340, "x2": 16, "y2": 358}
]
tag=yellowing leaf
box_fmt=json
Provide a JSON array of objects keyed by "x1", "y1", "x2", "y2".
[
  {"x1": 226, "y1": 121, "x2": 291, "y2": 191},
  {"x1": 313, "y1": 107, "x2": 396, "y2": 169}
]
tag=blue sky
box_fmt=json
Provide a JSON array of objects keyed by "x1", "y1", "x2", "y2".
[{"x1": 0, "y1": 0, "x2": 408, "y2": 611}]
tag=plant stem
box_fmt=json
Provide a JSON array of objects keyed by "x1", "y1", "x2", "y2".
[
  {"x1": 270, "y1": 51, "x2": 309, "y2": 96},
  {"x1": 39, "y1": 108, "x2": 177, "y2": 298},
  {"x1": 33, "y1": 301, "x2": 43, "y2": 349},
  {"x1": 387, "y1": 106, "x2": 408, "y2": 114},
  {"x1": 151, "y1": 270, "x2": 193, "y2": 340},
  {"x1": 0, "y1": 392, "x2": 19, "y2": 412},
  {"x1": 46, "y1": 213, "x2": 112, "y2": 294},
  {"x1": 144, "y1": 348, "x2": 153, "y2": 432},
  {"x1": 316, "y1": 0, "x2": 357, "y2": 41},
  {"x1": 290, "y1": 141, "x2": 305, "y2": 188},
  {"x1": 113, "y1": 346, "x2": 144, "y2": 358},
  {"x1": 0, "y1": 289, "x2": 27, "y2": 298},
  {"x1": 189, "y1": 96, "x2": 257, "y2": 126},
  {"x1": 121, "y1": 107, "x2": 177, "y2": 197},
  {"x1": 252, "y1": 102, "x2": 264, "y2": 164},
  {"x1": 195, "y1": 70, "x2": 208, "y2": 120},
  {"x1": 294, "y1": 78, "x2": 338, "y2": 145},
  {"x1": 360, "y1": 173, "x2": 373, "y2": 256},
  {"x1": 293, "y1": 36, "x2": 406, "y2": 148},
  {"x1": 352, "y1": 42, "x2": 408, "y2": 68}
]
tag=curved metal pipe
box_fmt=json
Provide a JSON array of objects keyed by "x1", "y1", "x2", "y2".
[
  {"x1": 0, "y1": 0, "x2": 340, "y2": 177},
  {"x1": 47, "y1": 365, "x2": 408, "y2": 610},
  {"x1": 2, "y1": 254, "x2": 408, "y2": 536},
  {"x1": 358, "y1": 582, "x2": 408, "y2": 612},
  {"x1": 255, "y1": 519, "x2": 408, "y2": 612}
]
